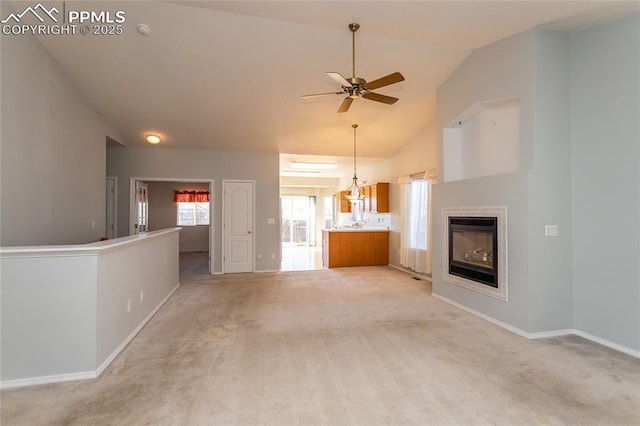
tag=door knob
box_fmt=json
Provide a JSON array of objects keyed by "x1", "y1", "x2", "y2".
[{"x1": 248, "y1": 230, "x2": 252, "y2": 234}]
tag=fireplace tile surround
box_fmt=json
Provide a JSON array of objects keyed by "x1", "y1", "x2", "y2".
[{"x1": 443, "y1": 207, "x2": 508, "y2": 301}]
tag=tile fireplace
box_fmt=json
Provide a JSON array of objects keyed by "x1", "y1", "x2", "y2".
[{"x1": 443, "y1": 207, "x2": 508, "y2": 301}]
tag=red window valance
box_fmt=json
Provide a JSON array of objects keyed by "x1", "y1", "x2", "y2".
[{"x1": 174, "y1": 191, "x2": 209, "y2": 203}]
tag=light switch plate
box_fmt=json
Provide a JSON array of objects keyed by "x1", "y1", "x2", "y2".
[{"x1": 545, "y1": 225, "x2": 558, "y2": 236}]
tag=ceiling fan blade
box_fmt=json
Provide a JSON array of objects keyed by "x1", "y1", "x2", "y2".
[
  {"x1": 337, "y1": 97, "x2": 354, "y2": 113},
  {"x1": 365, "y1": 72, "x2": 405, "y2": 91},
  {"x1": 301, "y1": 91, "x2": 343, "y2": 99},
  {"x1": 327, "y1": 72, "x2": 351, "y2": 87},
  {"x1": 362, "y1": 92, "x2": 399, "y2": 105}
]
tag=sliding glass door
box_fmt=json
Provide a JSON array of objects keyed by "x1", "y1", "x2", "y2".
[{"x1": 281, "y1": 196, "x2": 316, "y2": 247}]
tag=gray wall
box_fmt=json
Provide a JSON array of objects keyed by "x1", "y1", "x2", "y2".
[
  {"x1": 570, "y1": 14, "x2": 639, "y2": 351},
  {"x1": 1, "y1": 255, "x2": 98, "y2": 380},
  {"x1": 96, "y1": 230, "x2": 180, "y2": 368},
  {"x1": 107, "y1": 146, "x2": 280, "y2": 273},
  {"x1": 528, "y1": 29, "x2": 574, "y2": 332},
  {"x1": 434, "y1": 15, "x2": 640, "y2": 352},
  {"x1": 147, "y1": 181, "x2": 210, "y2": 252},
  {"x1": 434, "y1": 29, "x2": 535, "y2": 332},
  {"x1": 0, "y1": 2, "x2": 120, "y2": 246}
]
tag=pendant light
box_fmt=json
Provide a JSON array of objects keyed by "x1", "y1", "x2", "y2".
[{"x1": 345, "y1": 123, "x2": 364, "y2": 203}]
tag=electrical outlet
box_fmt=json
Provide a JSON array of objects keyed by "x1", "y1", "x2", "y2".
[
  {"x1": 127, "y1": 299, "x2": 132, "y2": 312},
  {"x1": 139, "y1": 291, "x2": 144, "y2": 303},
  {"x1": 271, "y1": 253, "x2": 275, "y2": 259}
]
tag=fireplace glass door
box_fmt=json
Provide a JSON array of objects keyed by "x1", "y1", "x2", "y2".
[{"x1": 448, "y1": 217, "x2": 498, "y2": 287}]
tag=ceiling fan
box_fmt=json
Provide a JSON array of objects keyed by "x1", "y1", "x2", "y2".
[{"x1": 302, "y1": 23, "x2": 405, "y2": 113}]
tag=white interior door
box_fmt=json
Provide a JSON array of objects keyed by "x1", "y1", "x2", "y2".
[
  {"x1": 134, "y1": 181, "x2": 148, "y2": 234},
  {"x1": 223, "y1": 181, "x2": 254, "y2": 273}
]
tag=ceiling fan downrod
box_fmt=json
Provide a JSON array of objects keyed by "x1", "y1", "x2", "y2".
[{"x1": 349, "y1": 23, "x2": 359, "y2": 80}]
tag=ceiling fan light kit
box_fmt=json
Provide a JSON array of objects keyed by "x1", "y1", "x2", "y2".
[{"x1": 302, "y1": 23, "x2": 405, "y2": 113}]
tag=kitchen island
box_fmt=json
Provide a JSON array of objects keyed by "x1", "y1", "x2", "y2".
[{"x1": 322, "y1": 227, "x2": 389, "y2": 268}]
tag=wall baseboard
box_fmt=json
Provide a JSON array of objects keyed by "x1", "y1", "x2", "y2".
[
  {"x1": 0, "y1": 370, "x2": 98, "y2": 390},
  {"x1": 432, "y1": 292, "x2": 639, "y2": 359},
  {"x1": 96, "y1": 282, "x2": 180, "y2": 376},
  {"x1": 388, "y1": 264, "x2": 433, "y2": 281},
  {"x1": 1, "y1": 283, "x2": 180, "y2": 390},
  {"x1": 572, "y1": 329, "x2": 640, "y2": 358}
]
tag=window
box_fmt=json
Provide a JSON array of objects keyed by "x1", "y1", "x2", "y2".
[
  {"x1": 323, "y1": 196, "x2": 334, "y2": 229},
  {"x1": 174, "y1": 190, "x2": 210, "y2": 226},
  {"x1": 399, "y1": 172, "x2": 433, "y2": 275},
  {"x1": 177, "y1": 202, "x2": 210, "y2": 226},
  {"x1": 409, "y1": 179, "x2": 428, "y2": 250}
]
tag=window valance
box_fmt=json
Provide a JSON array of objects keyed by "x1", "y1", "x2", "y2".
[{"x1": 174, "y1": 191, "x2": 210, "y2": 203}]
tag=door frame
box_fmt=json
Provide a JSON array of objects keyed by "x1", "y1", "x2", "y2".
[
  {"x1": 129, "y1": 177, "x2": 215, "y2": 275},
  {"x1": 221, "y1": 179, "x2": 256, "y2": 274},
  {"x1": 106, "y1": 176, "x2": 118, "y2": 239},
  {"x1": 132, "y1": 181, "x2": 149, "y2": 234}
]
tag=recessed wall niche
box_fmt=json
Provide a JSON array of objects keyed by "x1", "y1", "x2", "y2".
[{"x1": 443, "y1": 97, "x2": 520, "y2": 182}]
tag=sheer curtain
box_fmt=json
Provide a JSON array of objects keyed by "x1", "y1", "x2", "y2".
[{"x1": 398, "y1": 170, "x2": 436, "y2": 274}]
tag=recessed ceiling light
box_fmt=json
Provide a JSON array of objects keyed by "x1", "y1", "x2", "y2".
[
  {"x1": 146, "y1": 134, "x2": 161, "y2": 144},
  {"x1": 291, "y1": 161, "x2": 337, "y2": 170}
]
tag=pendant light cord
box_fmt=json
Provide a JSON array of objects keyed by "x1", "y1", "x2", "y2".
[{"x1": 352, "y1": 124, "x2": 358, "y2": 177}]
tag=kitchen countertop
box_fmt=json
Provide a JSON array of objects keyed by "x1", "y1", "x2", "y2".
[{"x1": 323, "y1": 227, "x2": 390, "y2": 233}]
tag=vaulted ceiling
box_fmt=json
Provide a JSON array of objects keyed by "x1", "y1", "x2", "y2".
[{"x1": 25, "y1": 1, "x2": 639, "y2": 161}]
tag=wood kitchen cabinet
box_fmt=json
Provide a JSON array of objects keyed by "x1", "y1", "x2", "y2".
[
  {"x1": 365, "y1": 182, "x2": 389, "y2": 213},
  {"x1": 338, "y1": 191, "x2": 352, "y2": 213},
  {"x1": 362, "y1": 185, "x2": 371, "y2": 212},
  {"x1": 322, "y1": 230, "x2": 389, "y2": 268},
  {"x1": 337, "y1": 183, "x2": 389, "y2": 213}
]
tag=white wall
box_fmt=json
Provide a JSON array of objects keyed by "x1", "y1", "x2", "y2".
[
  {"x1": 0, "y1": 2, "x2": 122, "y2": 246},
  {"x1": 570, "y1": 13, "x2": 639, "y2": 352},
  {"x1": 107, "y1": 146, "x2": 280, "y2": 273},
  {"x1": 442, "y1": 99, "x2": 520, "y2": 182},
  {"x1": 147, "y1": 181, "x2": 210, "y2": 252}
]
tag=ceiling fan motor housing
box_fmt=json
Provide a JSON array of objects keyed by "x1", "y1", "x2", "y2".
[{"x1": 347, "y1": 77, "x2": 367, "y2": 97}]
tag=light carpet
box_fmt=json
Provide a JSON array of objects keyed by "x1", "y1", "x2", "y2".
[{"x1": 2, "y1": 267, "x2": 639, "y2": 425}]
